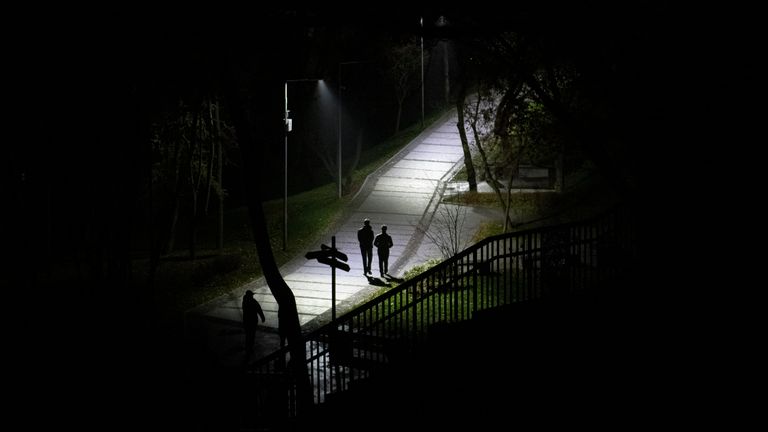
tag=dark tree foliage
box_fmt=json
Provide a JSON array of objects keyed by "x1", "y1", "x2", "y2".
[{"x1": 442, "y1": 5, "x2": 676, "y2": 198}]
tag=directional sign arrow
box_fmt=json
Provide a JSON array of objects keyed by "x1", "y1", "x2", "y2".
[
  {"x1": 320, "y1": 244, "x2": 348, "y2": 262},
  {"x1": 317, "y1": 256, "x2": 350, "y2": 272},
  {"x1": 305, "y1": 250, "x2": 330, "y2": 260}
]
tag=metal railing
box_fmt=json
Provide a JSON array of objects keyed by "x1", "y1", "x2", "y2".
[{"x1": 246, "y1": 204, "x2": 636, "y2": 421}]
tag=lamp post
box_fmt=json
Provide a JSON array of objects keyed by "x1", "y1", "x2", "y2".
[
  {"x1": 337, "y1": 61, "x2": 367, "y2": 199},
  {"x1": 284, "y1": 79, "x2": 321, "y2": 251},
  {"x1": 436, "y1": 15, "x2": 449, "y2": 106},
  {"x1": 421, "y1": 16, "x2": 425, "y2": 129}
]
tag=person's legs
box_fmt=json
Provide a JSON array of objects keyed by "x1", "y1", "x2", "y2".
[
  {"x1": 382, "y1": 250, "x2": 389, "y2": 275},
  {"x1": 360, "y1": 245, "x2": 368, "y2": 274},
  {"x1": 378, "y1": 252, "x2": 385, "y2": 276},
  {"x1": 365, "y1": 247, "x2": 373, "y2": 274}
]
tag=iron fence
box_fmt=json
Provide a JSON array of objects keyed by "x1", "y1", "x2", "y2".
[{"x1": 246, "y1": 205, "x2": 636, "y2": 420}]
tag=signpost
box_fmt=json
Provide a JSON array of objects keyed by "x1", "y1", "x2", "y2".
[{"x1": 305, "y1": 236, "x2": 349, "y2": 322}]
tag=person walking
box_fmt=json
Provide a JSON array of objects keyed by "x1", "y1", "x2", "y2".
[
  {"x1": 242, "y1": 290, "x2": 265, "y2": 357},
  {"x1": 373, "y1": 225, "x2": 393, "y2": 277},
  {"x1": 357, "y1": 218, "x2": 374, "y2": 275}
]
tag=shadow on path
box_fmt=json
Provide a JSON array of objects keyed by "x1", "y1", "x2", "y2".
[
  {"x1": 383, "y1": 274, "x2": 404, "y2": 283},
  {"x1": 366, "y1": 276, "x2": 391, "y2": 287}
]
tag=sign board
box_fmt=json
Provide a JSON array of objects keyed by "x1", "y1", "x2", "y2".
[
  {"x1": 317, "y1": 256, "x2": 350, "y2": 272},
  {"x1": 305, "y1": 235, "x2": 348, "y2": 322},
  {"x1": 305, "y1": 245, "x2": 348, "y2": 262},
  {"x1": 321, "y1": 244, "x2": 348, "y2": 262}
]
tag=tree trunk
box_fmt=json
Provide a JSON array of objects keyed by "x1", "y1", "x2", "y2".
[
  {"x1": 165, "y1": 194, "x2": 180, "y2": 254},
  {"x1": 216, "y1": 100, "x2": 224, "y2": 251},
  {"x1": 555, "y1": 152, "x2": 564, "y2": 192},
  {"x1": 205, "y1": 100, "x2": 216, "y2": 216},
  {"x1": 455, "y1": 85, "x2": 477, "y2": 191},
  {"x1": 223, "y1": 81, "x2": 313, "y2": 415},
  {"x1": 503, "y1": 161, "x2": 520, "y2": 233},
  {"x1": 164, "y1": 139, "x2": 184, "y2": 255},
  {"x1": 189, "y1": 195, "x2": 197, "y2": 260},
  {"x1": 188, "y1": 108, "x2": 202, "y2": 260},
  {"x1": 443, "y1": 41, "x2": 450, "y2": 106},
  {"x1": 473, "y1": 129, "x2": 514, "y2": 229},
  {"x1": 468, "y1": 89, "x2": 514, "y2": 228},
  {"x1": 395, "y1": 101, "x2": 403, "y2": 134}
]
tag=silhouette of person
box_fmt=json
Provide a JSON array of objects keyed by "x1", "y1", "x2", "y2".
[
  {"x1": 242, "y1": 290, "x2": 265, "y2": 356},
  {"x1": 373, "y1": 225, "x2": 393, "y2": 277},
  {"x1": 357, "y1": 218, "x2": 374, "y2": 275}
]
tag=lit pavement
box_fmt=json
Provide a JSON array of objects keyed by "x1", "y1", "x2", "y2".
[{"x1": 185, "y1": 110, "x2": 469, "y2": 363}]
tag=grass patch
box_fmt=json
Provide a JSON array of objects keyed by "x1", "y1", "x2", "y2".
[
  {"x1": 472, "y1": 221, "x2": 505, "y2": 243},
  {"x1": 402, "y1": 258, "x2": 442, "y2": 281},
  {"x1": 444, "y1": 190, "x2": 558, "y2": 212},
  {"x1": 451, "y1": 166, "x2": 468, "y2": 181},
  {"x1": 443, "y1": 163, "x2": 623, "y2": 234},
  {"x1": 348, "y1": 271, "x2": 524, "y2": 332}
]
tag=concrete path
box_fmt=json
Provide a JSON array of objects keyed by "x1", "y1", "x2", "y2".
[{"x1": 185, "y1": 110, "x2": 468, "y2": 364}]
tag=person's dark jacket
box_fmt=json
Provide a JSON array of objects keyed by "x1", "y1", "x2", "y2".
[
  {"x1": 374, "y1": 233, "x2": 393, "y2": 251},
  {"x1": 358, "y1": 225, "x2": 374, "y2": 247},
  {"x1": 242, "y1": 294, "x2": 265, "y2": 330}
]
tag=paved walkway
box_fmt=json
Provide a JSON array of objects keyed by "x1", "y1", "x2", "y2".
[{"x1": 186, "y1": 109, "x2": 470, "y2": 366}]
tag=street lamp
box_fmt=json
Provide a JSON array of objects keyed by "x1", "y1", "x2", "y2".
[
  {"x1": 284, "y1": 78, "x2": 321, "y2": 251},
  {"x1": 421, "y1": 16, "x2": 425, "y2": 129},
  {"x1": 337, "y1": 61, "x2": 367, "y2": 199}
]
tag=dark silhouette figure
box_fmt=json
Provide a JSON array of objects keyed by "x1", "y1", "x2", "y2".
[
  {"x1": 374, "y1": 225, "x2": 393, "y2": 277},
  {"x1": 242, "y1": 290, "x2": 265, "y2": 356},
  {"x1": 357, "y1": 218, "x2": 374, "y2": 275}
]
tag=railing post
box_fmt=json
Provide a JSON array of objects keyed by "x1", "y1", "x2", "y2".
[
  {"x1": 472, "y1": 248, "x2": 478, "y2": 317},
  {"x1": 412, "y1": 284, "x2": 418, "y2": 345},
  {"x1": 452, "y1": 260, "x2": 459, "y2": 322}
]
